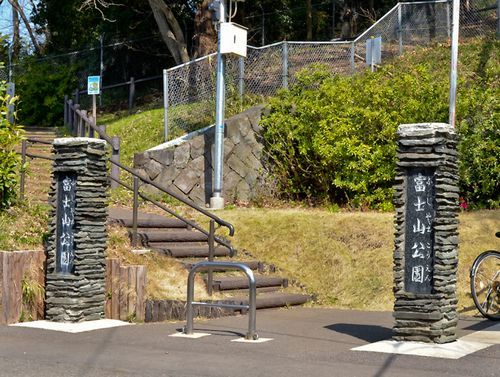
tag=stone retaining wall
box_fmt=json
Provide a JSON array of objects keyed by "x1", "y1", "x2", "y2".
[{"x1": 134, "y1": 106, "x2": 267, "y2": 205}]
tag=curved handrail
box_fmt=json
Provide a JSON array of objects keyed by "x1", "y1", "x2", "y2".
[
  {"x1": 64, "y1": 98, "x2": 236, "y2": 253},
  {"x1": 110, "y1": 158, "x2": 235, "y2": 237},
  {"x1": 108, "y1": 174, "x2": 235, "y2": 255}
]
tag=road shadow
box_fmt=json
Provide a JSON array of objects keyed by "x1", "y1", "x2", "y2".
[{"x1": 325, "y1": 323, "x2": 393, "y2": 343}]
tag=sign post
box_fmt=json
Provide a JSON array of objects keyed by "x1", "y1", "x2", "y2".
[{"x1": 87, "y1": 75, "x2": 100, "y2": 126}]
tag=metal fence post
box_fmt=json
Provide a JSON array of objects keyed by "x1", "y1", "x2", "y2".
[
  {"x1": 20, "y1": 139, "x2": 26, "y2": 202},
  {"x1": 73, "y1": 104, "x2": 80, "y2": 137},
  {"x1": 63, "y1": 95, "x2": 68, "y2": 125},
  {"x1": 110, "y1": 136, "x2": 120, "y2": 189},
  {"x1": 497, "y1": 0, "x2": 500, "y2": 39},
  {"x1": 163, "y1": 69, "x2": 169, "y2": 142},
  {"x1": 282, "y1": 41, "x2": 289, "y2": 89},
  {"x1": 74, "y1": 88, "x2": 80, "y2": 105},
  {"x1": 350, "y1": 42, "x2": 356, "y2": 72},
  {"x1": 398, "y1": 4, "x2": 403, "y2": 55},
  {"x1": 68, "y1": 99, "x2": 74, "y2": 133},
  {"x1": 128, "y1": 77, "x2": 135, "y2": 113},
  {"x1": 238, "y1": 57, "x2": 245, "y2": 99},
  {"x1": 132, "y1": 176, "x2": 139, "y2": 247},
  {"x1": 446, "y1": 0, "x2": 451, "y2": 39}
]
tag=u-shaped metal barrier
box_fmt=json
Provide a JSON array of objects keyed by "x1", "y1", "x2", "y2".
[{"x1": 185, "y1": 261, "x2": 258, "y2": 340}]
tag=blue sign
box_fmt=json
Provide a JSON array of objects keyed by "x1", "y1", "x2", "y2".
[{"x1": 87, "y1": 76, "x2": 100, "y2": 95}]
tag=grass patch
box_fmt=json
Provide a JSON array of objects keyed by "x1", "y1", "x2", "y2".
[
  {"x1": 0, "y1": 202, "x2": 50, "y2": 251},
  {"x1": 193, "y1": 207, "x2": 500, "y2": 314}
]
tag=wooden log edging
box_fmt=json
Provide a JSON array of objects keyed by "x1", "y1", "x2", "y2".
[
  {"x1": 105, "y1": 258, "x2": 147, "y2": 322},
  {"x1": 0, "y1": 250, "x2": 46, "y2": 324}
]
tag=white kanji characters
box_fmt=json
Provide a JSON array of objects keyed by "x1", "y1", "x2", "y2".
[
  {"x1": 61, "y1": 213, "x2": 73, "y2": 227},
  {"x1": 413, "y1": 218, "x2": 430, "y2": 234},
  {"x1": 62, "y1": 195, "x2": 71, "y2": 208},
  {"x1": 414, "y1": 173, "x2": 426, "y2": 192},
  {"x1": 411, "y1": 265, "x2": 424, "y2": 283},
  {"x1": 411, "y1": 242, "x2": 426, "y2": 258},
  {"x1": 62, "y1": 176, "x2": 73, "y2": 192},
  {"x1": 413, "y1": 196, "x2": 426, "y2": 212},
  {"x1": 59, "y1": 232, "x2": 72, "y2": 247}
]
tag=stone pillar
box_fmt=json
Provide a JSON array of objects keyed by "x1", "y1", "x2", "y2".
[
  {"x1": 45, "y1": 138, "x2": 109, "y2": 322},
  {"x1": 393, "y1": 123, "x2": 459, "y2": 343}
]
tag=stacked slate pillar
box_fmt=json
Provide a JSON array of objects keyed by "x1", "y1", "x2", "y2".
[
  {"x1": 393, "y1": 123, "x2": 459, "y2": 343},
  {"x1": 45, "y1": 138, "x2": 109, "y2": 322}
]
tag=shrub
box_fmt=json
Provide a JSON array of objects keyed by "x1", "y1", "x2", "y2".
[
  {"x1": 0, "y1": 79, "x2": 23, "y2": 209},
  {"x1": 261, "y1": 39, "x2": 499, "y2": 209}
]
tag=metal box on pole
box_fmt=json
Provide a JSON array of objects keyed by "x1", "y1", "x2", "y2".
[{"x1": 220, "y1": 22, "x2": 248, "y2": 58}]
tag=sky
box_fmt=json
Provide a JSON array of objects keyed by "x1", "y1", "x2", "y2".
[{"x1": 0, "y1": 0, "x2": 38, "y2": 48}]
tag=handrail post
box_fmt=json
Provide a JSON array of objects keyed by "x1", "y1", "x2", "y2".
[
  {"x1": 74, "y1": 88, "x2": 80, "y2": 105},
  {"x1": 88, "y1": 111, "x2": 95, "y2": 138},
  {"x1": 110, "y1": 136, "x2": 120, "y2": 189},
  {"x1": 247, "y1": 271, "x2": 257, "y2": 340},
  {"x1": 207, "y1": 220, "x2": 215, "y2": 296},
  {"x1": 128, "y1": 77, "x2": 135, "y2": 113},
  {"x1": 132, "y1": 176, "x2": 139, "y2": 247},
  {"x1": 20, "y1": 139, "x2": 27, "y2": 201},
  {"x1": 78, "y1": 110, "x2": 85, "y2": 137},
  {"x1": 185, "y1": 268, "x2": 196, "y2": 335}
]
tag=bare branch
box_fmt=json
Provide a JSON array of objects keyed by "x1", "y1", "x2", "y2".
[{"x1": 78, "y1": 0, "x2": 124, "y2": 22}]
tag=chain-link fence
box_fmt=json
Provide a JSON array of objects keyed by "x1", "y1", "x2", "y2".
[{"x1": 165, "y1": 0, "x2": 498, "y2": 138}]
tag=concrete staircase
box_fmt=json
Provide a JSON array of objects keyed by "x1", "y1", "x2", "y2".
[{"x1": 108, "y1": 207, "x2": 311, "y2": 313}]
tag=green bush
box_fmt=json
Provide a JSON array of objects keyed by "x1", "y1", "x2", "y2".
[
  {"x1": 261, "y1": 39, "x2": 499, "y2": 209},
  {"x1": 0, "y1": 79, "x2": 24, "y2": 209},
  {"x1": 16, "y1": 59, "x2": 78, "y2": 127}
]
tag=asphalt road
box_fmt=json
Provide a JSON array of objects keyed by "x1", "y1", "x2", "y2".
[{"x1": 0, "y1": 308, "x2": 498, "y2": 377}]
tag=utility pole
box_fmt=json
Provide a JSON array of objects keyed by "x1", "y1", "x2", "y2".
[
  {"x1": 210, "y1": 0, "x2": 227, "y2": 209},
  {"x1": 448, "y1": 0, "x2": 460, "y2": 128}
]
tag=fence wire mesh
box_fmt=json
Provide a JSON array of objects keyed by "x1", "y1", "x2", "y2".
[{"x1": 166, "y1": 0, "x2": 498, "y2": 136}]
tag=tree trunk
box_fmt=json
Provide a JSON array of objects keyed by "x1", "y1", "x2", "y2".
[
  {"x1": 306, "y1": 0, "x2": 313, "y2": 40},
  {"x1": 8, "y1": 0, "x2": 41, "y2": 54},
  {"x1": 193, "y1": 0, "x2": 217, "y2": 57},
  {"x1": 148, "y1": 0, "x2": 190, "y2": 64},
  {"x1": 12, "y1": 3, "x2": 20, "y2": 58}
]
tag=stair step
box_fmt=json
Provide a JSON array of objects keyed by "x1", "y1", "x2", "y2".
[
  {"x1": 210, "y1": 275, "x2": 288, "y2": 291},
  {"x1": 228, "y1": 286, "x2": 282, "y2": 295},
  {"x1": 222, "y1": 292, "x2": 311, "y2": 310},
  {"x1": 110, "y1": 217, "x2": 188, "y2": 228},
  {"x1": 182, "y1": 259, "x2": 261, "y2": 271},
  {"x1": 150, "y1": 244, "x2": 231, "y2": 258},
  {"x1": 136, "y1": 229, "x2": 208, "y2": 243}
]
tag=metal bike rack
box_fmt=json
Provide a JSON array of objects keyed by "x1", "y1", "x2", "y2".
[{"x1": 185, "y1": 261, "x2": 258, "y2": 340}]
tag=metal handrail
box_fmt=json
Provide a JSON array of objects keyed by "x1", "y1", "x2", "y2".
[
  {"x1": 185, "y1": 261, "x2": 258, "y2": 340},
  {"x1": 108, "y1": 174, "x2": 235, "y2": 256},
  {"x1": 64, "y1": 98, "x2": 236, "y2": 255}
]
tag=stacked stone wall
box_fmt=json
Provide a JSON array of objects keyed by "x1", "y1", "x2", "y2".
[
  {"x1": 45, "y1": 138, "x2": 108, "y2": 322},
  {"x1": 134, "y1": 106, "x2": 267, "y2": 205},
  {"x1": 393, "y1": 123, "x2": 459, "y2": 343}
]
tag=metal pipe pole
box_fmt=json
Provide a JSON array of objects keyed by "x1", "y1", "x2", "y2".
[
  {"x1": 398, "y1": 4, "x2": 403, "y2": 55},
  {"x1": 211, "y1": 0, "x2": 227, "y2": 209},
  {"x1": 282, "y1": 42, "x2": 289, "y2": 89},
  {"x1": 100, "y1": 34, "x2": 104, "y2": 106},
  {"x1": 163, "y1": 69, "x2": 169, "y2": 142},
  {"x1": 448, "y1": 0, "x2": 460, "y2": 128}
]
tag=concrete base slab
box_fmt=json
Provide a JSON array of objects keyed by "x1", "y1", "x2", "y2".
[
  {"x1": 352, "y1": 339, "x2": 491, "y2": 359},
  {"x1": 169, "y1": 332, "x2": 211, "y2": 339},
  {"x1": 10, "y1": 319, "x2": 131, "y2": 333},
  {"x1": 231, "y1": 337, "x2": 273, "y2": 344}
]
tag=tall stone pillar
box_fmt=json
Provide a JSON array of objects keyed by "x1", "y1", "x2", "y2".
[
  {"x1": 45, "y1": 138, "x2": 109, "y2": 322},
  {"x1": 393, "y1": 123, "x2": 459, "y2": 343}
]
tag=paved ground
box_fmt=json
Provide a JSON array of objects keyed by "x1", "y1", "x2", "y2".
[{"x1": 0, "y1": 307, "x2": 498, "y2": 377}]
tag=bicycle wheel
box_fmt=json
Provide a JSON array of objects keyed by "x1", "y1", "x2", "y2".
[{"x1": 470, "y1": 251, "x2": 500, "y2": 320}]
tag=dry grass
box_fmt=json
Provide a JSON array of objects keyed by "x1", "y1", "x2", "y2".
[
  {"x1": 107, "y1": 225, "x2": 212, "y2": 301},
  {"x1": 191, "y1": 207, "x2": 499, "y2": 314}
]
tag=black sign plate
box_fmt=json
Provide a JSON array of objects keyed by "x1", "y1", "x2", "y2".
[
  {"x1": 404, "y1": 168, "x2": 435, "y2": 294},
  {"x1": 56, "y1": 173, "x2": 76, "y2": 274}
]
